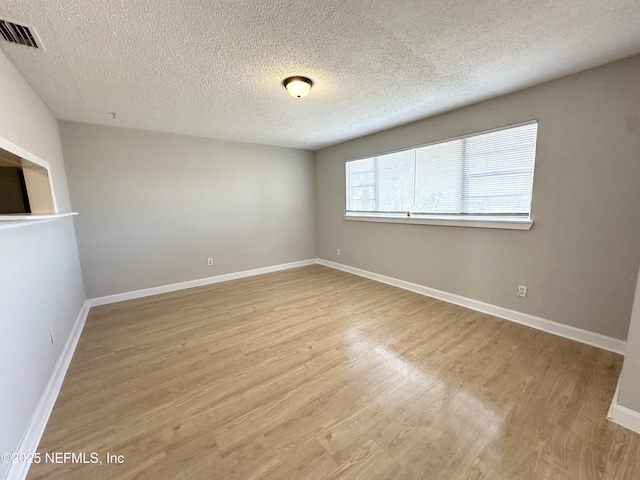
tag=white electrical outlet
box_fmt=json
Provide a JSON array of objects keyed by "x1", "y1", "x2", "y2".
[
  {"x1": 337, "y1": 248, "x2": 341, "y2": 256},
  {"x1": 207, "y1": 258, "x2": 214, "y2": 266},
  {"x1": 517, "y1": 285, "x2": 528, "y2": 298},
  {"x1": 49, "y1": 326, "x2": 56, "y2": 344}
]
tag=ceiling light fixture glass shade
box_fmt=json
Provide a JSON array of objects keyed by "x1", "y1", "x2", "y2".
[{"x1": 283, "y1": 76, "x2": 313, "y2": 98}]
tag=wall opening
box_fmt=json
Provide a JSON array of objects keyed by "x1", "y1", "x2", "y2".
[{"x1": 0, "y1": 141, "x2": 57, "y2": 216}]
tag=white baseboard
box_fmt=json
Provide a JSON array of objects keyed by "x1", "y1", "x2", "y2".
[
  {"x1": 5, "y1": 259, "x2": 312, "y2": 479},
  {"x1": 610, "y1": 400, "x2": 640, "y2": 435},
  {"x1": 89, "y1": 259, "x2": 317, "y2": 307},
  {"x1": 607, "y1": 375, "x2": 640, "y2": 435},
  {"x1": 5, "y1": 301, "x2": 91, "y2": 480},
  {"x1": 317, "y1": 259, "x2": 626, "y2": 355},
  {"x1": 608, "y1": 374, "x2": 622, "y2": 420},
  {"x1": 7, "y1": 258, "x2": 629, "y2": 480}
]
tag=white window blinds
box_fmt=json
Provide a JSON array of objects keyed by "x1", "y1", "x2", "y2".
[{"x1": 346, "y1": 121, "x2": 538, "y2": 218}]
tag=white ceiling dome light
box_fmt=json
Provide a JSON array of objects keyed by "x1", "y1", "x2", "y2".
[{"x1": 283, "y1": 76, "x2": 313, "y2": 98}]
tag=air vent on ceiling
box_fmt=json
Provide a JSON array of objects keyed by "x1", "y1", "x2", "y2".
[{"x1": 0, "y1": 19, "x2": 41, "y2": 49}]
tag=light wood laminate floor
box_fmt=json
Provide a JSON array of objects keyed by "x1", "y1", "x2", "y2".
[{"x1": 28, "y1": 265, "x2": 640, "y2": 479}]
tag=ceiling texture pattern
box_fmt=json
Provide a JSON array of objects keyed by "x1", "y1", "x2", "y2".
[{"x1": 1, "y1": 0, "x2": 640, "y2": 150}]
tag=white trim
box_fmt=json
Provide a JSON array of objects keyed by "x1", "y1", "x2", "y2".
[
  {"x1": 0, "y1": 213, "x2": 77, "y2": 222},
  {"x1": 608, "y1": 374, "x2": 622, "y2": 420},
  {"x1": 0, "y1": 213, "x2": 78, "y2": 230},
  {"x1": 610, "y1": 403, "x2": 640, "y2": 435},
  {"x1": 89, "y1": 259, "x2": 317, "y2": 306},
  {"x1": 3, "y1": 259, "x2": 632, "y2": 480},
  {"x1": 3, "y1": 258, "x2": 322, "y2": 479},
  {"x1": 607, "y1": 375, "x2": 640, "y2": 435},
  {"x1": 0, "y1": 136, "x2": 52, "y2": 174},
  {"x1": 316, "y1": 259, "x2": 626, "y2": 355},
  {"x1": 5, "y1": 301, "x2": 91, "y2": 480},
  {"x1": 344, "y1": 213, "x2": 533, "y2": 230},
  {"x1": 0, "y1": 135, "x2": 58, "y2": 213}
]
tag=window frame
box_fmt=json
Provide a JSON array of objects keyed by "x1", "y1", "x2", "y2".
[{"x1": 344, "y1": 120, "x2": 537, "y2": 230}]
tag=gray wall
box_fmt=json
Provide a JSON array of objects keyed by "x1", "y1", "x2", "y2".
[
  {"x1": 60, "y1": 122, "x2": 316, "y2": 298},
  {"x1": 0, "y1": 50, "x2": 85, "y2": 478},
  {"x1": 315, "y1": 55, "x2": 640, "y2": 341}
]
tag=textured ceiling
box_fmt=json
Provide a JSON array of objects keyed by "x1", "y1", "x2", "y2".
[{"x1": 1, "y1": 1, "x2": 640, "y2": 150}]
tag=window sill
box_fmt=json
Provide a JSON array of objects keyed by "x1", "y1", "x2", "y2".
[
  {"x1": 344, "y1": 212, "x2": 533, "y2": 230},
  {"x1": 0, "y1": 212, "x2": 78, "y2": 229}
]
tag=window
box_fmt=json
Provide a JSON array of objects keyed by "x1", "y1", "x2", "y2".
[{"x1": 345, "y1": 121, "x2": 538, "y2": 230}]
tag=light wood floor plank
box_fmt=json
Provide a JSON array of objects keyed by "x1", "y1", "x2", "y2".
[{"x1": 27, "y1": 265, "x2": 640, "y2": 479}]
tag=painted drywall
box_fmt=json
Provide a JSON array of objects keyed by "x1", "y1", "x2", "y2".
[
  {"x1": 60, "y1": 122, "x2": 316, "y2": 298},
  {"x1": 315, "y1": 55, "x2": 640, "y2": 341},
  {"x1": 619, "y1": 268, "x2": 640, "y2": 411},
  {"x1": 0, "y1": 50, "x2": 85, "y2": 479}
]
